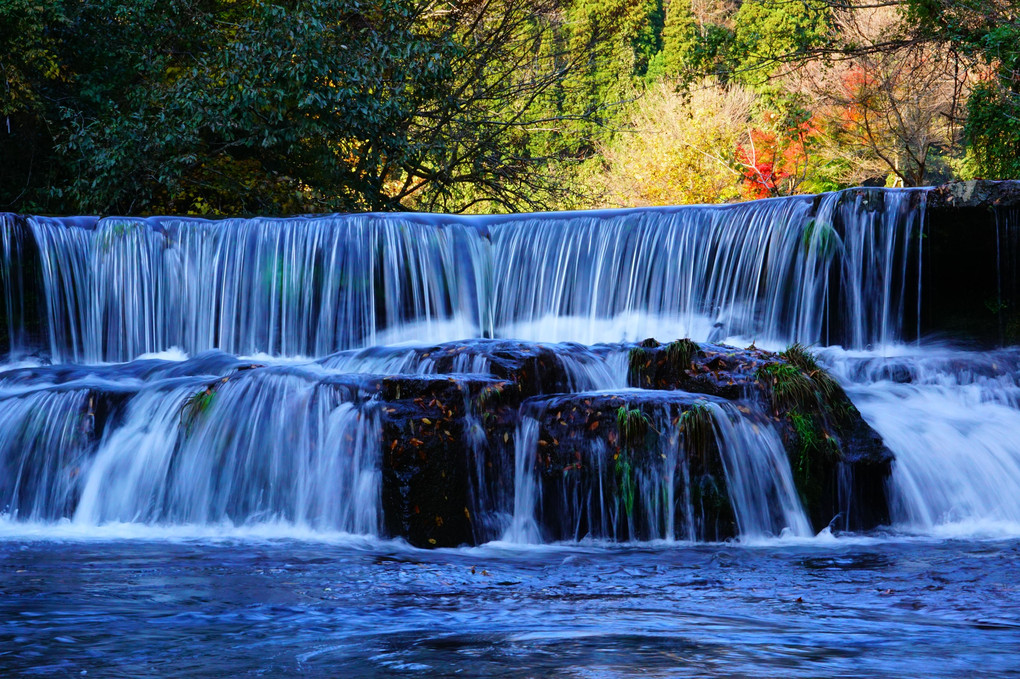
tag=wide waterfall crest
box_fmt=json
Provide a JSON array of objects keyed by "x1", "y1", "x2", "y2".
[
  {"x1": 4, "y1": 186, "x2": 1020, "y2": 542},
  {"x1": 2, "y1": 188, "x2": 923, "y2": 363}
]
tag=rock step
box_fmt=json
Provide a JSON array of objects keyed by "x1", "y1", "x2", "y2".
[{"x1": 0, "y1": 339, "x2": 893, "y2": 546}]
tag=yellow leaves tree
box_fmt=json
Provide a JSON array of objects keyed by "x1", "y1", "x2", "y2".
[{"x1": 595, "y1": 79, "x2": 753, "y2": 206}]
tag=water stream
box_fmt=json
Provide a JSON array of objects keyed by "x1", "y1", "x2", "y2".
[{"x1": 1, "y1": 188, "x2": 1017, "y2": 675}]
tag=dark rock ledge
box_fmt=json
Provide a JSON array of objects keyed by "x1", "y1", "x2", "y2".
[{"x1": 0, "y1": 341, "x2": 894, "y2": 548}]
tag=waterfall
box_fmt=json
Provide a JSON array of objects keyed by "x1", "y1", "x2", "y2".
[
  {"x1": 710, "y1": 403, "x2": 812, "y2": 538},
  {"x1": 16, "y1": 215, "x2": 488, "y2": 363},
  {"x1": 0, "y1": 388, "x2": 94, "y2": 520},
  {"x1": 502, "y1": 397, "x2": 810, "y2": 543},
  {"x1": 3, "y1": 188, "x2": 923, "y2": 363},
  {"x1": 826, "y1": 347, "x2": 1020, "y2": 534},
  {"x1": 3, "y1": 185, "x2": 1019, "y2": 542},
  {"x1": 1, "y1": 367, "x2": 382, "y2": 533},
  {"x1": 504, "y1": 417, "x2": 543, "y2": 544}
]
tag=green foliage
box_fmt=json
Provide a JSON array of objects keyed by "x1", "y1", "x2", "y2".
[
  {"x1": 4, "y1": 0, "x2": 604, "y2": 215},
  {"x1": 0, "y1": 1, "x2": 70, "y2": 210},
  {"x1": 628, "y1": 337, "x2": 698, "y2": 385},
  {"x1": 4, "y1": 0, "x2": 1018, "y2": 213},
  {"x1": 616, "y1": 453, "x2": 635, "y2": 518},
  {"x1": 731, "y1": 0, "x2": 832, "y2": 88},
  {"x1": 678, "y1": 401, "x2": 713, "y2": 463},
  {"x1": 801, "y1": 219, "x2": 836, "y2": 257},
  {"x1": 779, "y1": 343, "x2": 846, "y2": 413},
  {"x1": 0, "y1": 0, "x2": 66, "y2": 117},
  {"x1": 616, "y1": 405, "x2": 651, "y2": 450},
  {"x1": 614, "y1": 404, "x2": 652, "y2": 519},
  {"x1": 527, "y1": 0, "x2": 666, "y2": 165},
  {"x1": 663, "y1": 338, "x2": 699, "y2": 371},
  {"x1": 180, "y1": 385, "x2": 216, "y2": 431},
  {"x1": 965, "y1": 82, "x2": 1020, "y2": 179},
  {"x1": 905, "y1": 0, "x2": 1020, "y2": 179},
  {"x1": 628, "y1": 346, "x2": 652, "y2": 386},
  {"x1": 789, "y1": 410, "x2": 817, "y2": 482},
  {"x1": 756, "y1": 361, "x2": 817, "y2": 413},
  {"x1": 759, "y1": 348, "x2": 852, "y2": 423}
]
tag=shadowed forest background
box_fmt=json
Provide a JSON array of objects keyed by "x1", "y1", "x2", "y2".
[{"x1": 2, "y1": 0, "x2": 1018, "y2": 215}]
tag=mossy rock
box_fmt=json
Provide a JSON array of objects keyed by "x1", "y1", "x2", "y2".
[
  {"x1": 521, "y1": 391, "x2": 735, "y2": 542},
  {"x1": 754, "y1": 344, "x2": 892, "y2": 531}
]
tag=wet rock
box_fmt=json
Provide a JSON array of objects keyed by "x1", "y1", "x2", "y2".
[
  {"x1": 628, "y1": 339, "x2": 893, "y2": 532},
  {"x1": 628, "y1": 338, "x2": 774, "y2": 400},
  {"x1": 928, "y1": 180, "x2": 1020, "y2": 210},
  {"x1": 368, "y1": 338, "x2": 894, "y2": 544},
  {"x1": 377, "y1": 374, "x2": 510, "y2": 548},
  {"x1": 752, "y1": 344, "x2": 892, "y2": 531},
  {"x1": 400, "y1": 339, "x2": 574, "y2": 396},
  {"x1": 923, "y1": 181, "x2": 1020, "y2": 346},
  {"x1": 0, "y1": 337, "x2": 896, "y2": 545},
  {"x1": 521, "y1": 391, "x2": 736, "y2": 542}
]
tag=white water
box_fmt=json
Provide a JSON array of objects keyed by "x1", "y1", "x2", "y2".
[
  {"x1": 2, "y1": 372, "x2": 382, "y2": 534},
  {"x1": 4, "y1": 190, "x2": 921, "y2": 364},
  {"x1": 825, "y1": 346, "x2": 1020, "y2": 535},
  {"x1": 502, "y1": 399, "x2": 811, "y2": 543},
  {"x1": 503, "y1": 418, "x2": 543, "y2": 544},
  {"x1": 2, "y1": 188, "x2": 1020, "y2": 542},
  {"x1": 0, "y1": 389, "x2": 93, "y2": 520},
  {"x1": 711, "y1": 403, "x2": 813, "y2": 538},
  {"x1": 24, "y1": 216, "x2": 487, "y2": 362}
]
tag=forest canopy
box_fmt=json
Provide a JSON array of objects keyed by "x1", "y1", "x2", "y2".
[{"x1": 1, "y1": 0, "x2": 1018, "y2": 215}]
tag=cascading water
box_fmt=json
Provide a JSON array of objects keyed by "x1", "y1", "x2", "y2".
[
  {"x1": 824, "y1": 347, "x2": 1020, "y2": 534},
  {"x1": 19, "y1": 215, "x2": 487, "y2": 363},
  {"x1": 0, "y1": 365, "x2": 382, "y2": 533},
  {"x1": 0, "y1": 388, "x2": 95, "y2": 520},
  {"x1": 503, "y1": 398, "x2": 811, "y2": 544},
  {"x1": 1, "y1": 186, "x2": 1018, "y2": 542},
  {"x1": 3, "y1": 189, "x2": 922, "y2": 363},
  {"x1": 74, "y1": 373, "x2": 381, "y2": 532},
  {"x1": 711, "y1": 403, "x2": 812, "y2": 539}
]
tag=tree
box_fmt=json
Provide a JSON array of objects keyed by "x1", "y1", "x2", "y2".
[
  {"x1": 905, "y1": 0, "x2": 1020, "y2": 178},
  {"x1": 730, "y1": 0, "x2": 832, "y2": 87},
  {"x1": 0, "y1": 1, "x2": 68, "y2": 211},
  {"x1": 647, "y1": 0, "x2": 734, "y2": 83},
  {"x1": 784, "y1": 6, "x2": 967, "y2": 187},
  {"x1": 2, "y1": 0, "x2": 613, "y2": 215},
  {"x1": 595, "y1": 79, "x2": 752, "y2": 206}
]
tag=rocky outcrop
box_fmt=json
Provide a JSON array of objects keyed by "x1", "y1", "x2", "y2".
[
  {"x1": 0, "y1": 338, "x2": 893, "y2": 546},
  {"x1": 628, "y1": 339, "x2": 892, "y2": 531},
  {"x1": 928, "y1": 180, "x2": 1020, "y2": 210},
  {"x1": 522, "y1": 390, "x2": 736, "y2": 542},
  {"x1": 369, "y1": 338, "x2": 893, "y2": 545}
]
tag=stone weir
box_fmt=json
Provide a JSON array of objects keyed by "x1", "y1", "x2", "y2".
[{"x1": 0, "y1": 338, "x2": 892, "y2": 547}]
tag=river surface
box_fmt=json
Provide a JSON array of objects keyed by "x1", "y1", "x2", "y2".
[{"x1": 2, "y1": 531, "x2": 1018, "y2": 677}]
